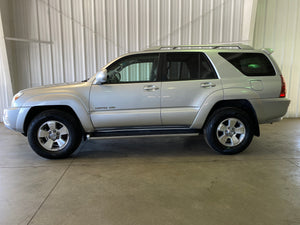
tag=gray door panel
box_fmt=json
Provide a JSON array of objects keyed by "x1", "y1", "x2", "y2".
[
  {"x1": 161, "y1": 80, "x2": 222, "y2": 125},
  {"x1": 90, "y1": 83, "x2": 161, "y2": 128}
]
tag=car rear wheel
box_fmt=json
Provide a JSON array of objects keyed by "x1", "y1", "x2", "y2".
[
  {"x1": 204, "y1": 107, "x2": 253, "y2": 154},
  {"x1": 27, "y1": 110, "x2": 82, "y2": 159}
]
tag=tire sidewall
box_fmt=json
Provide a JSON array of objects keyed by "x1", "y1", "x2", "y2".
[
  {"x1": 205, "y1": 108, "x2": 253, "y2": 154},
  {"x1": 28, "y1": 110, "x2": 82, "y2": 159}
]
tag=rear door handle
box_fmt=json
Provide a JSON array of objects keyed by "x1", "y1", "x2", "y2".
[
  {"x1": 144, "y1": 85, "x2": 159, "y2": 91},
  {"x1": 201, "y1": 82, "x2": 216, "y2": 88}
]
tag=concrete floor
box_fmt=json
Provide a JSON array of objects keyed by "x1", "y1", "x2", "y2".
[{"x1": 0, "y1": 119, "x2": 300, "y2": 225}]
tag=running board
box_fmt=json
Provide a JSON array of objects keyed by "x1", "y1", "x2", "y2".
[{"x1": 87, "y1": 128, "x2": 200, "y2": 140}]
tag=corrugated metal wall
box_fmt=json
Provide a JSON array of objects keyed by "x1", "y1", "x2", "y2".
[
  {"x1": 0, "y1": 9, "x2": 13, "y2": 122},
  {"x1": 6, "y1": 0, "x2": 252, "y2": 93},
  {"x1": 253, "y1": 0, "x2": 300, "y2": 117}
]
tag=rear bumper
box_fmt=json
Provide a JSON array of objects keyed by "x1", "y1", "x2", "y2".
[{"x1": 250, "y1": 98, "x2": 290, "y2": 124}]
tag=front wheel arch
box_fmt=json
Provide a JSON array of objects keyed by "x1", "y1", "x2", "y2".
[{"x1": 23, "y1": 105, "x2": 84, "y2": 136}]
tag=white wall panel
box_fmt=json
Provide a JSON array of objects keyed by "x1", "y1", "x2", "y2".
[
  {"x1": 253, "y1": 0, "x2": 300, "y2": 117},
  {"x1": 2, "y1": 0, "x2": 255, "y2": 94},
  {"x1": 95, "y1": 0, "x2": 107, "y2": 68},
  {"x1": 49, "y1": 0, "x2": 64, "y2": 84},
  {"x1": 61, "y1": 0, "x2": 75, "y2": 82},
  {"x1": 83, "y1": 0, "x2": 97, "y2": 76},
  {"x1": 0, "y1": 8, "x2": 13, "y2": 122}
]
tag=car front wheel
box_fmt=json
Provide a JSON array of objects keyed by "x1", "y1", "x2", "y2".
[
  {"x1": 204, "y1": 107, "x2": 254, "y2": 154},
  {"x1": 27, "y1": 110, "x2": 82, "y2": 159}
]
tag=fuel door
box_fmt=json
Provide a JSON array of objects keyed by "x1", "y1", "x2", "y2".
[{"x1": 250, "y1": 80, "x2": 263, "y2": 91}]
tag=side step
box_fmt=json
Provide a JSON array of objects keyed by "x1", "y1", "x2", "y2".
[{"x1": 86, "y1": 128, "x2": 201, "y2": 140}]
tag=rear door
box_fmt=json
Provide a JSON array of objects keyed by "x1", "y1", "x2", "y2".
[{"x1": 160, "y1": 52, "x2": 222, "y2": 126}]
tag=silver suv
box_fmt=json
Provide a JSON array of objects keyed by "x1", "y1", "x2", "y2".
[{"x1": 3, "y1": 44, "x2": 290, "y2": 159}]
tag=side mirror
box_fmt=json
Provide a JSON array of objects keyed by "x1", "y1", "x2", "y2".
[{"x1": 94, "y1": 69, "x2": 107, "y2": 84}]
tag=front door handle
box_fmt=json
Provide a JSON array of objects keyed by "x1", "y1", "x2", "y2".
[
  {"x1": 201, "y1": 82, "x2": 216, "y2": 88},
  {"x1": 144, "y1": 85, "x2": 159, "y2": 91}
]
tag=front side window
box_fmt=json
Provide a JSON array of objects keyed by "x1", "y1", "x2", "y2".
[
  {"x1": 106, "y1": 54, "x2": 159, "y2": 83},
  {"x1": 164, "y1": 52, "x2": 217, "y2": 81}
]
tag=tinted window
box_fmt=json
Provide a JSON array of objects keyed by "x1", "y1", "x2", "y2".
[
  {"x1": 219, "y1": 53, "x2": 275, "y2": 76},
  {"x1": 164, "y1": 53, "x2": 217, "y2": 81},
  {"x1": 107, "y1": 54, "x2": 159, "y2": 83}
]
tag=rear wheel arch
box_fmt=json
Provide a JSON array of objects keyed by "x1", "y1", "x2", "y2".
[{"x1": 205, "y1": 100, "x2": 260, "y2": 137}]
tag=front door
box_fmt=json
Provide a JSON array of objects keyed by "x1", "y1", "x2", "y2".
[{"x1": 90, "y1": 53, "x2": 161, "y2": 128}]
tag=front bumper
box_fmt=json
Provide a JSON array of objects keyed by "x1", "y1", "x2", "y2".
[{"x1": 3, "y1": 107, "x2": 30, "y2": 133}]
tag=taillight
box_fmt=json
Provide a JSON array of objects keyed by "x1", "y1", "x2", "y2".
[{"x1": 280, "y1": 75, "x2": 286, "y2": 98}]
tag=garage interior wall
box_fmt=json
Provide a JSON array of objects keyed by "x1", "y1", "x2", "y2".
[
  {"x1": 0, "y1": 0, "x2": 256, "y2": 122},
  {"x1": 253, "y1": 0, "x2": 300, "y2": 118},
  {"x1": 0, "y1": 8, "x2": 13, "y2": 122}
]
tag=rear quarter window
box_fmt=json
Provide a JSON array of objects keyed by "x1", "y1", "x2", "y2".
[{"x1": 219, "y1": 53, "x2": 276, "y2": 76}]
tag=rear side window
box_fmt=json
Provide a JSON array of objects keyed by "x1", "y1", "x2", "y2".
[
  {"x1": 219, "y1": 53, "x2": 276, "y2": 76},
  {"x1": 164, "y1": 52, "x2": 217, "y2": 81}
]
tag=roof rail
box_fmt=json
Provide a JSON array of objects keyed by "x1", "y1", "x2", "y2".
[{"x1": 144, "y1": 43, "x2": 254, "y2": 51}]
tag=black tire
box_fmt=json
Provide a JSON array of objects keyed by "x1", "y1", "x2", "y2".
[
  {"x1": 27, "y1": 110, "x2": 82, "y2": 159},
  {"x1": 204, "y1": 107, "x2": 254, "y2": 155}
]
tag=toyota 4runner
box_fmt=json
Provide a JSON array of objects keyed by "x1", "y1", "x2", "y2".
[{"x1": 3, "y1": 44, "x2": 290, "y2": 159}]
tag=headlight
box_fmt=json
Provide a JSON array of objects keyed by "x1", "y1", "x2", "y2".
[{"x1": 13, "y1": 92, "x2": 23, "y2": 101}]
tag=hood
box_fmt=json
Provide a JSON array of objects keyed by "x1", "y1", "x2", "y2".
[
  {"x1": 12, "y1": 82, "x2": 91, "y2": 107},
  {"x1": 21, "y1": 82, "x2": 83, "y2": 93}
]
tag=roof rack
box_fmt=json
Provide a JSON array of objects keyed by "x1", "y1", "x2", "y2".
[{"x1": 144, "y1": 43, "x2": 254, "y2": 51}]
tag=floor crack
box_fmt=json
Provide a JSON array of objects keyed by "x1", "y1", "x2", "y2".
[
  {"x1": 286, "y1": 159, "x2": 300, "y2": 168},
  {"x1": 26, "y1": 158, "x2": 75, "y2": 225}
]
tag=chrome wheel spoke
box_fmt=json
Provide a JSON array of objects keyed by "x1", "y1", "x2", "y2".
[
  {"x1": 228, "y1": 118, "x2": 238, "y2": 128},
  {"x1": 235, "y1": 126, "x2": 245, "y2": 134},
  {"x1": 219, "y1": 134, "x2": 229, "y2": 145},
  {"x1": 58, "y1": 126, "x2": 68, "y2": 135},
  {"x1": 38, "y1": 130, "x2": 49, "y2": 138},
  {"x1": 218, "y1": 124, "x2": 227, "y2": 132},
  {"x1": 47, "y1": 121, "x2": 56, "y2": 131},
  {"x1": 43, "y1": 139, "x2": 54, "y2": 150},
  {"x1": 56, "y1": 139, "x2": 66, "y2": 148},
  {"x1": 232, "y1": 135, "x2": 240, "y2": 146}
]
